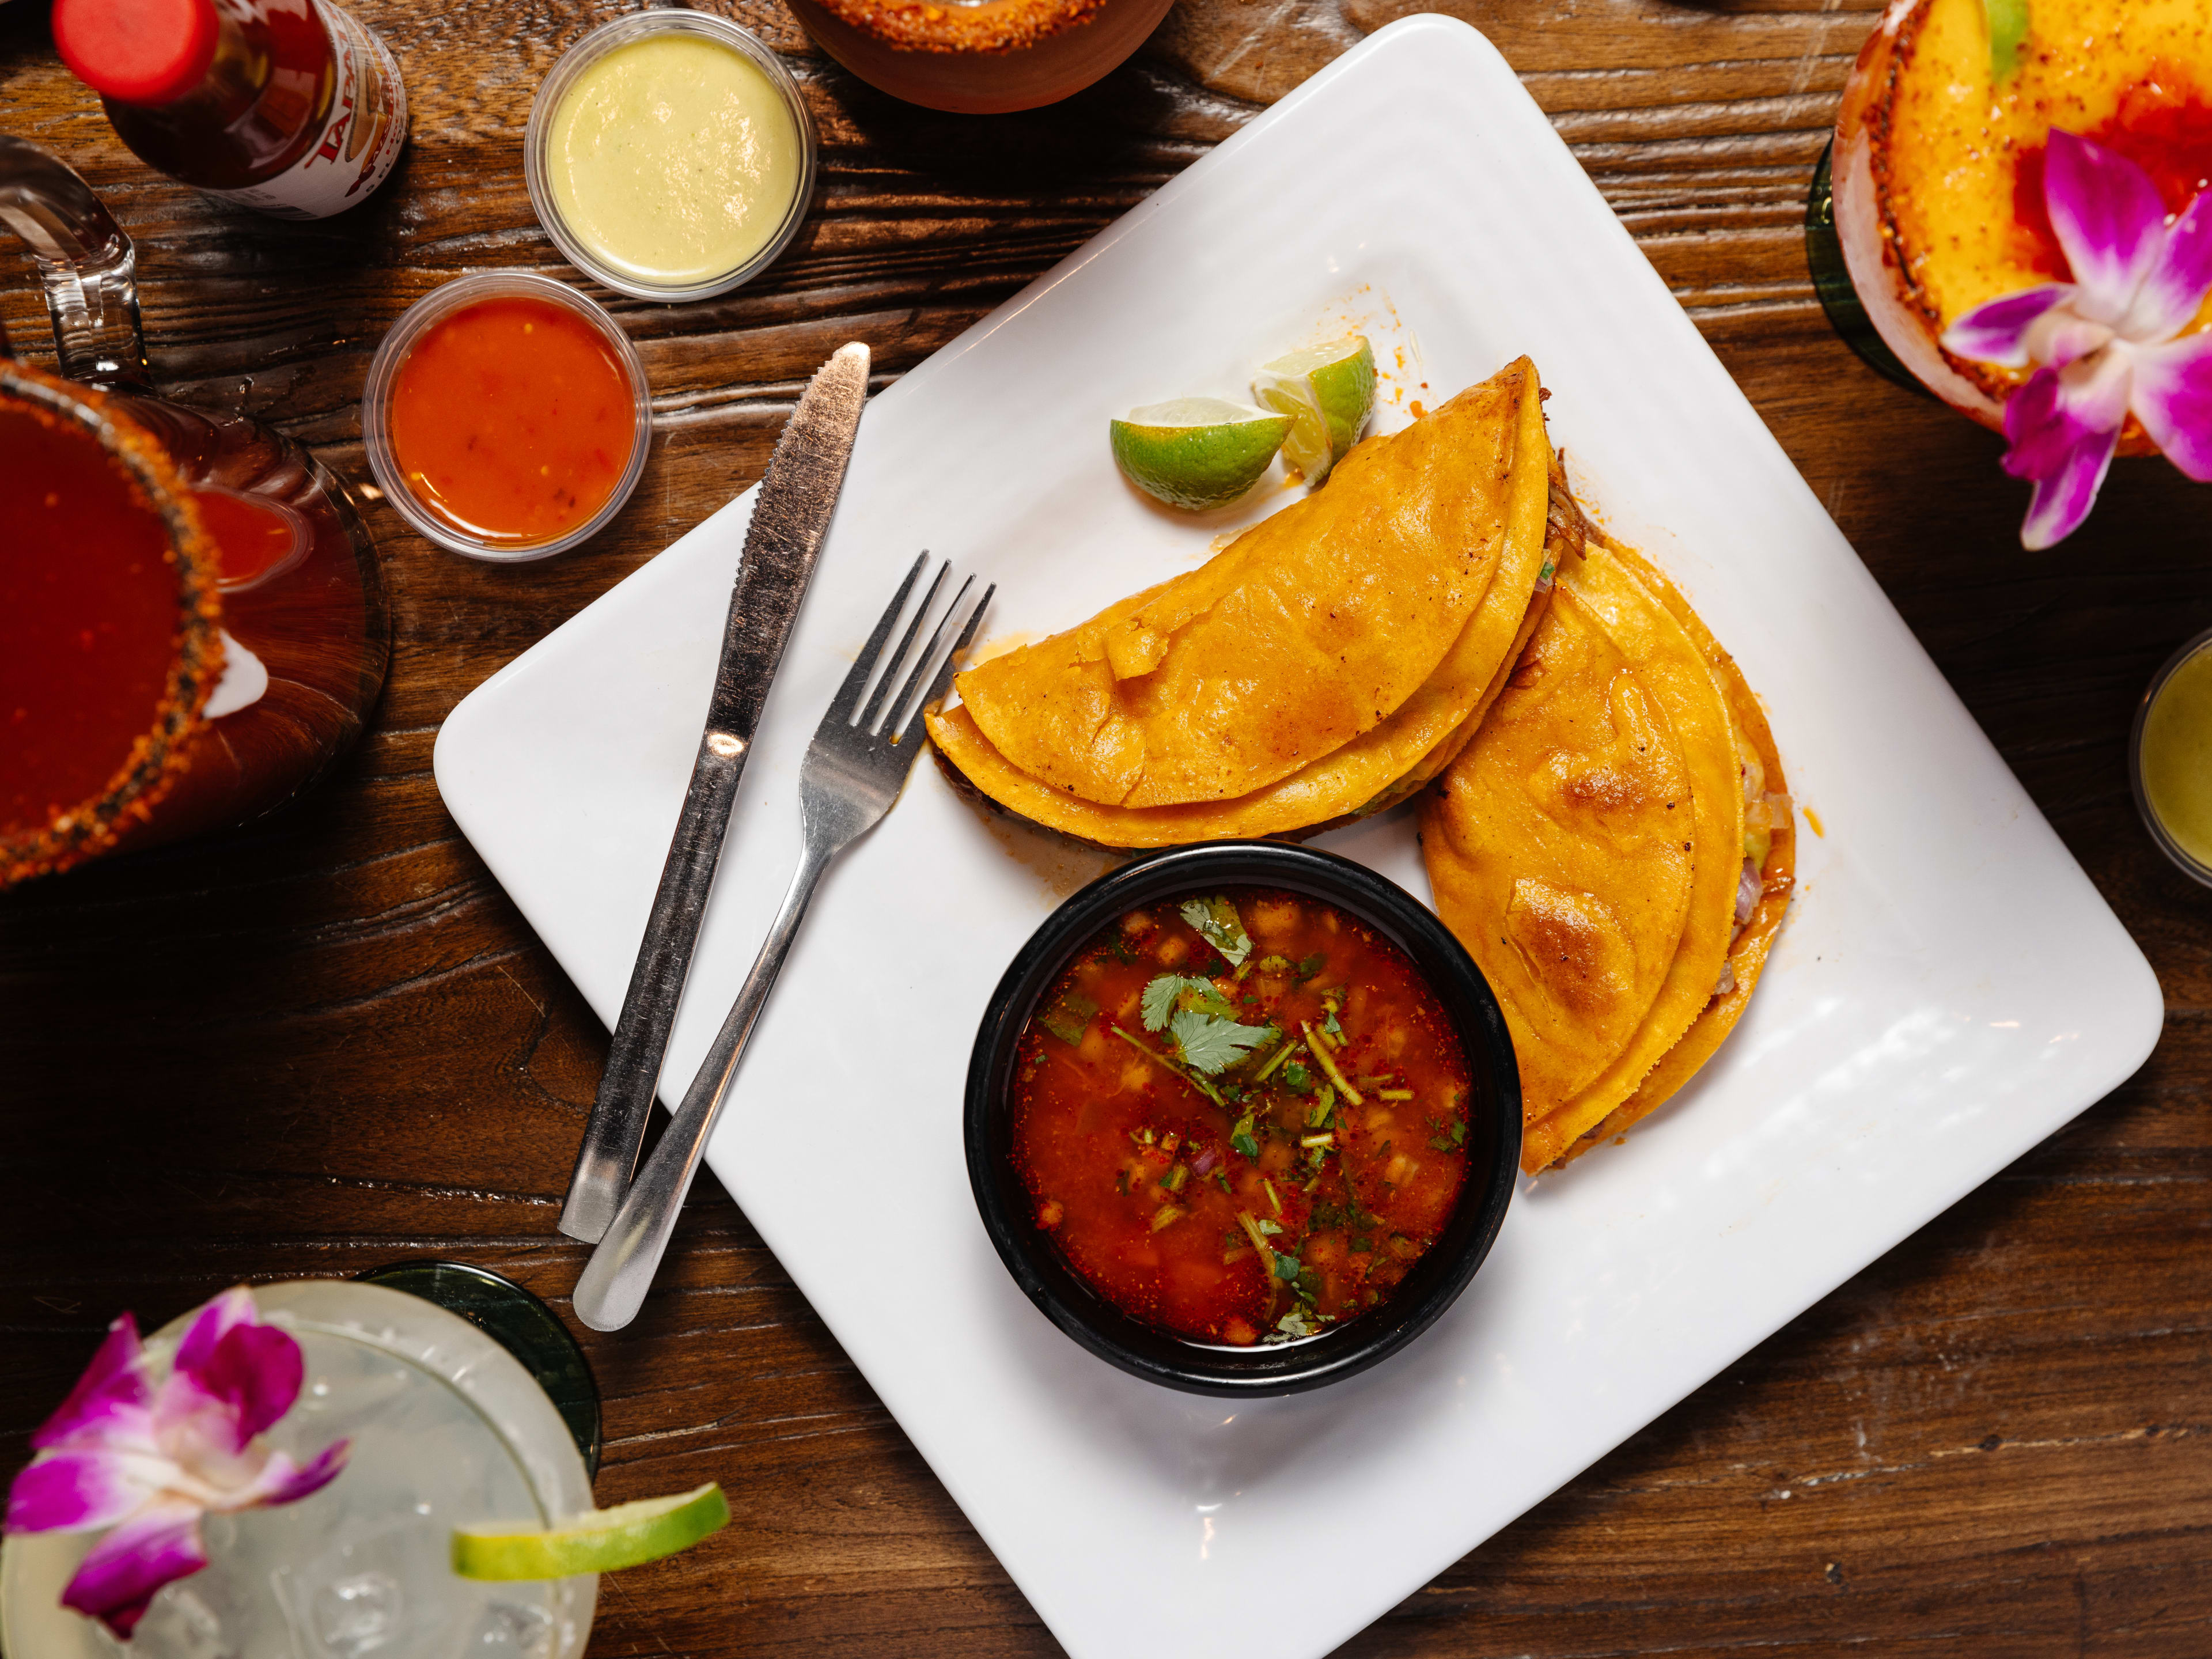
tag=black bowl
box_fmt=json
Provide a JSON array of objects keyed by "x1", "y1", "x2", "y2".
[{"x1": 964, "y1": 840, "x2": 1521, "y2": 1396}]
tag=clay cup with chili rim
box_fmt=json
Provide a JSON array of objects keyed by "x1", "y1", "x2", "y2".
[{"x1": 785, "y1": 0, "x2": 1176, "y2": 114}]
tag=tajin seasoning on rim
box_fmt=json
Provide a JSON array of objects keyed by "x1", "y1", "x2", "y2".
[
  {"x1": 0, "y1": 400, "x2": 196, "y2": 842},
  {"x1": 1009, "y1": 888, "x2": 1476, "y2": 1346},
  {"x1": 52, "y1": 0, "x2": 407, "y2": 220},
  {"x1": 384, "y1": 293, "x2": 638, "y2": 552}
]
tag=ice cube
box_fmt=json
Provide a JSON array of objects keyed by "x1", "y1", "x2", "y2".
[
  {"x1": 309, "y1": 1572, "x2": 402, "y2": 1657},
  {"x1": 473, "y1": 1601, "x2": 554, "y2": 1657},
  {"x1": 126, "y1": 1586, "x2": 232, "y2": 1659}
]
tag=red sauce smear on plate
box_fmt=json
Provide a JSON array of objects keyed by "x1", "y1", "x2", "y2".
[
  {"x1": 1010, "y1": 887, "x2": 1475, "y2": 1347},
  {"x1": 387, "y1": 294, "x2": 634, "y2": 548}
]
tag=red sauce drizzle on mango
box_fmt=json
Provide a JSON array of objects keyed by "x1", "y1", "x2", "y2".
[{"x1": 2012, "y1": 66, "x2": 2212, "y2": 279}]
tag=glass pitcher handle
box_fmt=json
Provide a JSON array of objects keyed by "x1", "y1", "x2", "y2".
[{"x1": 0, "y1": 135, "x2": 151, "y2": 392}]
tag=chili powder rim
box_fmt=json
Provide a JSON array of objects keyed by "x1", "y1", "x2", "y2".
[
  {"x1": 804, "y1": 0, "x2": 1110, "y2": 56},
  {"x1": 965, "y1": 840, "x2": 1524, "y2": 1398},
  {"x1": 1, "y1": 361, "x2": 223, "y2": 891}
]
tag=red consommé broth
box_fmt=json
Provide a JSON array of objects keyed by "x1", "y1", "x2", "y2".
[{"x1": 1010, "y1": 887, "x2": 1475, "y2": 1346}]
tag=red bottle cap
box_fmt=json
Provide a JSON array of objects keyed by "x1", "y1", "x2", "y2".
[{"x1": 53, "y1": 0, "x2": 220, "y2": 107}]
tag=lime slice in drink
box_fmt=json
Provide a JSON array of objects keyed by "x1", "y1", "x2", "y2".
[
  {"x1": 452, "y1": 1482, "x2": 730, "y2": 1580},
  {"x1": 1252, "y1": 336, "x2": 1376, "y2": 486},
  {"x1": 1109, "y1": 397, "x2": 1293, "y2": 510}
]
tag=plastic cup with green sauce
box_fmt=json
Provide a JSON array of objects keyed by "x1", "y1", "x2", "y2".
[
  {"x1": 2131, "y1": 626, "x2": 2212, "y2": 887},
  {"x1": 526, "y1": 13, "x2": 817, "y2": 302}
]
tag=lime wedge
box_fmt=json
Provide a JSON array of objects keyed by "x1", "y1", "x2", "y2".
[
  {"x1": 1252, "y1": 336, "x2": 1376, "y2": 486},
  {"x1": 1109, "y1": 397, "x2": 1293, "y2": 510},
  {"x1": 452, "y1": 1483, "x2": 730, "y2": 1581}
]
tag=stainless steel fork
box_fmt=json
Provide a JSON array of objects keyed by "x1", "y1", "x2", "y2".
[{"x1": 571, "y1": 554, "x2": 993, "y2": 1332}]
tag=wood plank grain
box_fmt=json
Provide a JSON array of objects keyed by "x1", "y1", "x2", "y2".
[{"x1": 4, "y1": 0, "x2": 2210, "y2": 1653}]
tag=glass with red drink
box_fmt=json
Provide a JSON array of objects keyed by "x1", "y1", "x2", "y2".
[{"x1": 0, "y1": 137, "x2": 389, "y2": 888}]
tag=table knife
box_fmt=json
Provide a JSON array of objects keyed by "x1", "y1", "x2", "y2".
[{"x1": 558, "y1": 340, "x2": 872, "y2": 1243}]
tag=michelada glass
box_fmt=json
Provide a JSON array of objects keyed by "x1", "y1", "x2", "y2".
[{"x1": 0, "y1": 137, "x2": 390, "y2": 888}]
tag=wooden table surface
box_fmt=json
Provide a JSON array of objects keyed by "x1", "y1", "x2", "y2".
[{"x1": 6, "y1": 0, "x2": 2212, "y2": 1653}]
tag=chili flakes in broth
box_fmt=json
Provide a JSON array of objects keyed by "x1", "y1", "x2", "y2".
[{"x1": 1010, "y1": 887, "x2": 1475, "y2": 1346}]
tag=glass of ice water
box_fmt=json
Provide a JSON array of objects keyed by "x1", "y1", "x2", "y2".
[{"x1": 0, "y1": 1279, "x2": 597, "y2": 1659}]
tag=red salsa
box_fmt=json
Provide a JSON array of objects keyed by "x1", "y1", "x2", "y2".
[
  {"x1": 1010, "y1": 887, "x2": 1475, "y2": 1347},
  {"x1": 387, "y1": 294, "x2": 635, "y2": 549}
]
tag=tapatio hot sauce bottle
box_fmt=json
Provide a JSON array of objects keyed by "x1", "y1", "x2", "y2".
[{"x1": 51, "y1": 0, "x2": 407, "y2": 220}]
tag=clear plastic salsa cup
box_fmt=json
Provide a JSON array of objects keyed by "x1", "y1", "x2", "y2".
[
  {"x1": 2130, "y1": 625, "x2": 2212, "y2": 889},
  {"x1": 361, "y1": 270, "x2": 652, "y2": 563},
  {"x1": 524, "y1": 12, "x2": 818, "y2": 304}
]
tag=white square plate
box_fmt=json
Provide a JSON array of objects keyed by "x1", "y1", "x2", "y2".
[{"x1": 435, "y1": 18, "x2": 2163, "y2": 1656}]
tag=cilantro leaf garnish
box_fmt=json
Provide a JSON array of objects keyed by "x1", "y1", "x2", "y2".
[
  {"x1": 1141, "y1": 974, "x2": 1237, "y2": 1032},
  {"x1": 1180, "y1": 896, "x2": 1253, "y2": 967},
  {"x1": 1169, "y1": 1007, "x2": 1278, "y2": 1074},
  {"x1": 1295, "y1": 952, "x2": 1328, "y2": 982},
  {"x1": 1268, "y1": 1306, "x2": 1327, "y2": 1341},
  {"x1": 1282, "y1": 1060, "x2": 1314, "y2": 1094},
  {"x1": 1037, "y1": 989, "x2": 1099, "y2": 1046},
  {"x1": 1140, "y1": 975, "x2": 1194, "y2": 1031},
  {"x1": 1109, "y1": 1024, "x2": 1224, "y2": 1105}
]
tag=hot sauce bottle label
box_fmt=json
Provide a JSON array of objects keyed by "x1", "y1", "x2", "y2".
[{"x1": 207, "y1": 2, "x2": 408, "y2": 221}]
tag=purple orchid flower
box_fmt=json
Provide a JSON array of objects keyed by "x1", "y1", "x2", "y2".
[
  {"x1": 1941, "y1": 128, "x2": 2212, "y2": 549},
  {"x1": 4, "y1": 1288, "x2": 349, "y2": 1638}
]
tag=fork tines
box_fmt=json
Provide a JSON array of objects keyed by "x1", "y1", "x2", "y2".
[{"x1": 833, "y1": 553, "x2": 994, "y2": 744}]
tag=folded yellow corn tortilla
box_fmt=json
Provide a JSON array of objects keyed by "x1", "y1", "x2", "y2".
[
  {"x1": 925, "y1": 361, "x2": 1554, "y2": 845},
  {"x1": 953, "y1": 359, "x2": 1541, "y2": 809},
  {"x1": 1560, "y1": 543, "x2": 1795, "y2": 1162},
  {"x1": 1512, "y1": 546, "x2": 1745, "y2": 1171},
  {"x1": 1420, "y1": 548, "x2": 1698, "y2": 1130},
  {"x1": 1352, "y1": 447, "x2": 1589, "y2": 822}
]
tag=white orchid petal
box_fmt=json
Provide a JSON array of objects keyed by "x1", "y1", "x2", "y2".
[
  {"x1": 2131, "y1": 331, "x2": 2212, "y2": 481},
  {"x1": 2044, "y1": 130, "x2": 2172, "y2": 313},
  {"x1": 2120, "y1": 189, "x2": 2212, "y2": 343},
  {"x1": 2023, "y1": 307, "x2": 2115, "y2": 369},
  {"x1": 1999, "y1": 355, "x2": 2131, "y2": 548},
  {"x1": 1943, "y1": 283, "x2": 2073, "y2": 366}
]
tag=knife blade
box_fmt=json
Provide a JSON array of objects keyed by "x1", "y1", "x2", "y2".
[{"x1": 559, "y1": 340, "x2": 872, "y2": 1244}]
